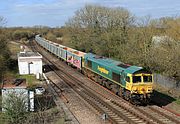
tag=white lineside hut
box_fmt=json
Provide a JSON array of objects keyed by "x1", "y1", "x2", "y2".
[{"x1": 18, "y1": 51, "x2": 42, "y2": 75}]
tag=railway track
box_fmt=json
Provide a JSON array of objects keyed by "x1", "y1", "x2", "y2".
[
  {"x1": 30, "y1": 40, "x2": 180, "y2": 124},
  {"x1": 136, "y1": 105, "x2": 180, "y2": 124},
  {"x1": 29, "y1": 41, "x2": 81, "y2": 124}
]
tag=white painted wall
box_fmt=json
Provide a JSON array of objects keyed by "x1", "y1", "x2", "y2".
[
  {"x1": 18, "y1": 61, "x2": 29, "y2": 74},
  {"x1": 29, "y1": 91, "x2": 34, "y2": 111},
  {"x1": 18, "y1": 59, "x2": 42, "y2": 75},
  {"x1": 33, "y1": 60, "x2": 42, "y2": 74}
]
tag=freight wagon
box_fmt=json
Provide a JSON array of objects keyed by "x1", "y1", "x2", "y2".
[{"x1": 66, "y1": 47, "x2": 86, "y2": 69}]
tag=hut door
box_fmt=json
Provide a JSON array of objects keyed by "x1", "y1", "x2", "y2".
[{"x1": 28, "y1": 62, "x2": 33, "y2": 74}]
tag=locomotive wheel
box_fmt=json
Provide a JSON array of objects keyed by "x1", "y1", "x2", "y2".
[
  {"x1": 94, "y1": 75, "x2": 98, "y2": 83},
  {"x1": 119, "y1": 87, "x2": 123, "y2": 97},
  {"x1": 106, "y1": 81, "x2": 112, "y2": 90},
  {"x1": 111, "y1": 84, "x2": 119, "y2": 94},
  {"x1": 124, "y1": 90, "x2": 131, "y2": 101}
]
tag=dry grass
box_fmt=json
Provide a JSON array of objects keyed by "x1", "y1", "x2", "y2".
[
  {"x1": 175, "y1": 99, "x2": 180, "y2": 105},
  {"x1": 16, "y1": 75, "x2": 39, "y2": 89},
  {"x1": 8, "y1": 41, "x2": 21, "y2": 58}
]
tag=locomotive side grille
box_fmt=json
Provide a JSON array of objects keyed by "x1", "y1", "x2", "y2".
[{"x1": 112, "y1": 72, "x2": 120, "y2": 83}]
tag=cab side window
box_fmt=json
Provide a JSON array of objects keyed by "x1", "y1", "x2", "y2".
[
  {"x1": 143, "y1": 76, "x2": 152, "y2": 82},
  {"x1": 126, "y1": 76, "x2": 130, "y2": 82},
  {"x1": 133, "y1": 76, "x2": 141, "y2": 83}
]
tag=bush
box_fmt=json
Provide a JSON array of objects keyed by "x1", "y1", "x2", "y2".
[{"x1": 2, "y1": 92, "x2": 28, "y2": 123}]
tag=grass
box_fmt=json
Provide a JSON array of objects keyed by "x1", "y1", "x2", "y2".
[
  {"x1": 5, "y1": 70, "x2": 38, "y2": 86},
  {"x1": 15, "y1": 74, "x2": 39, "y2": 89},
  {"x1": 5, "y1": 71, "x2": 40, "y2": 91},
  {"x1": 16, "y1": 75, "x2": 36, "y2": 84},
  {"x1": 7, "y1": 41, "x2": 21, "y2": 58},
  {"x1": 175, "y1": 99, "x2": 180, "y2": 105},
  {"x1": 0, "y1": 113, "x2": 8, "y2": 124},
  {"x1": 55, "y1": 118, "x2": 65, "y2": 124}
]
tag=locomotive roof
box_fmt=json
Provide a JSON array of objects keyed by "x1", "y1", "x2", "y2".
[{"x1": 85, "y1": 53, "x2": 143, "y2": 74}]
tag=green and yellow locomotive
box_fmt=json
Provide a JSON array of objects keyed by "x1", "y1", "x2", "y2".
[{"x1": 84, "y1": 53, "x2": 153, "y2": 103}]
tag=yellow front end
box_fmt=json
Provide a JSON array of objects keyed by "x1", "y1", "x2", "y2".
[
  {"x1": 126, "y1": 74, "x2": 153, "y2": 95},
  {"x1": 131, "y1": 83, "x2": 153, "y2": 94}
]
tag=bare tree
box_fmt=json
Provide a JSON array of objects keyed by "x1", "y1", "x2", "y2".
[
  {"x1": 65, "y1": 4, "x2": 134, "y2": 56},
  {"x1": 66, "y1": 4, "x2": 134, "y2": 32},
  {"x1": 0, "y1": 16, "x2": 6, "y2": 27}
]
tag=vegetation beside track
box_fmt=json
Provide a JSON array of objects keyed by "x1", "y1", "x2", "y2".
[
  {"x1": 0, "y1": 20, "x2": 63, "y2": 123},
  {"x1": 175, "y1": 99, "x2": 180, "y2": 105}
]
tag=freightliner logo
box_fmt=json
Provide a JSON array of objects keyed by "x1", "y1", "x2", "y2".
[{"x1": 98, "y1": 66, "x2": 109, "y2": 75}]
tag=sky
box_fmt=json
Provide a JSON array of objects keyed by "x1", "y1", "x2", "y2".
[{"x1": 0, "y1": 0, "x2": 180, "y2": 27}]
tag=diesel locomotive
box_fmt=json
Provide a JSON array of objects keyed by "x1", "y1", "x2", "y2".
[{"x1": 35, "y1": 35, "x2": 153, "y2": 103}]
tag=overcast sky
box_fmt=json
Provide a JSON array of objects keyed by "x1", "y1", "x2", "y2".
[{"x1": 0, "y1": 0, "x2": 180, "y2": 27}]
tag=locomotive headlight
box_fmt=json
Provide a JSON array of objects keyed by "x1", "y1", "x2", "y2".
[
  {"x1": 147, "y1": 94, "x2": 151, "y2": 98},
  {"x1": 141, "y1": 88, "x2": 145, "y2": 91},
  {"x1": 147, "y1": 87, "x2": 152, "y2": 92},
  {"x1": 132, "y1": 88, "x2": 138, "y2": 93}
]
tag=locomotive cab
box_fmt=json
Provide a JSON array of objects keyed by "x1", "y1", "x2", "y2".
[{"x1": 125, "y1": 71, "x2": 153, "y2": 103}]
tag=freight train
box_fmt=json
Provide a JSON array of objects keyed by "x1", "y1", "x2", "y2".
[{"x1": 35, "y1": 35, "x2": 153, "y2": 104}]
